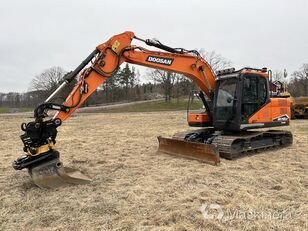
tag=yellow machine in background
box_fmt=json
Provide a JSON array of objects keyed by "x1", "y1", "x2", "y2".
[
  {"x1": 293, "y1": 97, "x2": 308, "y2": 119},
  {"x1": 270, "y1": 80, "x2": 308, "y2": 119}
]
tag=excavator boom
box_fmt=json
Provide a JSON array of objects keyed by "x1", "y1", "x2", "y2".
[{"x1": 54, "y1": 31, "x2": 216, "y2": 121}]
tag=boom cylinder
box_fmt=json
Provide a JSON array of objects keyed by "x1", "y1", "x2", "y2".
[
  {"x1": 64, "y1": 49, "x2": 99, "y2": 83},
  {"x1": 45, "y1": 81, "x2": 68, "y2": 102},
  {"x1": 45, "y1": 49, "x2": 99, "y2": 103}
]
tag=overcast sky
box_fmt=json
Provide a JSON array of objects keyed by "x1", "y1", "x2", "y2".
[{"x1": 0, "y1": 0, "x2": 307, "y2": 92}]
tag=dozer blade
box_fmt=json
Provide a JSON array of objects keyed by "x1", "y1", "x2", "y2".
[
  {"x1": 157, "y1": 136, "x2": 220, "y2": 165},
  {"x1": 28, "y1": 158, "x2": 91, "y2": 189}
]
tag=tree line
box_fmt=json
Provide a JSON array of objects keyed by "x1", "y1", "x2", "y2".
[
  {"x1": 0, "y1": 50, "x2": 230, "y2": 108},
  {"x1": 288, "y1": 63, "x2": 308, "y2": 97},
  {"x1": 0, "y1": 64, "x2": 195, "y2": 109},
  {"x1": 1, "y1": 51, "x2": 307, "y2": 109}
]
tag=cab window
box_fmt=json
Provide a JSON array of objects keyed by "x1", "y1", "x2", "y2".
[{"x1": 241, "y1": 75, "x2": 267, "y2": 122}]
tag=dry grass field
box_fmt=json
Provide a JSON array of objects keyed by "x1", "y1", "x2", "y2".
[{"x1": 0, "y1": 111, "x2": 307, "y2": 230}]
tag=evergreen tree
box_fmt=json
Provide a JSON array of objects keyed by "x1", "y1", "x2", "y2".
[{"x1": 118, "y1": 64, "x2": 137, "y2": 99}]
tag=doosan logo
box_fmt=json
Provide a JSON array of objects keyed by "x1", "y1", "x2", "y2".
[{"x1": 146, "y1": 56, "x2": 174, "y2": 66}]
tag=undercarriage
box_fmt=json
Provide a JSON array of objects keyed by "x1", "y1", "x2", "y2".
[{"x1": 158, "y1": 128, "x2": 293, "y2": 162}]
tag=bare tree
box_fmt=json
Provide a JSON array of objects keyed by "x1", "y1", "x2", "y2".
[
  {"x1": 150, "y1": 69, "x2": 178, "y2": 102},
  {"x1": 30, "y1": 66, "x2": 66, "y2": 92},
  {"x1": 288, "y1": 63, "x2": 308, "y2": 97},
  {"x1": 30, "y1": 66, "x2": 67, "y2": 100},
  {"x1": 272, "y1": 70, "x2": 284, "y2": 82},
  {"x1": 198, "y1": 49, "x2": 232, "y2": 72}
]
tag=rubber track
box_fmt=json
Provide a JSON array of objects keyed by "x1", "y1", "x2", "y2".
[{"x1": 212, "y1": 130, "x2": 293, "y2": 159}]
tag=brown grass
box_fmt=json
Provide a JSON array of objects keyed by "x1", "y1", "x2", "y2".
[{"x1": 0, "y1": 112, "x2": 307, "y2": 230}]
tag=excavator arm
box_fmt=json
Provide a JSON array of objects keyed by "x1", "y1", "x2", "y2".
[
  {"x1": 54, "y1": 31, "x2": 216, "y2": 121},
  {"x1": 13, "y1": 31, "x2": 219, "y2": 188}
]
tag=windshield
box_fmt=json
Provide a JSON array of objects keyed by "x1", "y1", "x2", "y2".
[{"x1": 215, "y1": 77, "x2": 237, "y2": 121}]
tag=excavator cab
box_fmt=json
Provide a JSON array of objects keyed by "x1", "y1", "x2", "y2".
[
  {"x1": 213, "y1": 67, "x2": 290, "y2": 131},
  {"x1": 187, "y1": 67, "x2": 271, "y2": 131},
  {"x1": 213, "y1": 68, "x2": 266, "y2": 131},
  {"x1": 187, "y1": 67, "x2": 291, "y2": 132}
]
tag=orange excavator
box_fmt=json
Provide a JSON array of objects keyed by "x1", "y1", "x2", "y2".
[{"x1": 13, "y1": 31, "x2": 293, "y2": 188}]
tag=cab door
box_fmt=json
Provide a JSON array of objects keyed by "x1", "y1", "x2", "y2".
[{"x1": 241, "y1": 74, "x2": 269, "y2": 123}]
